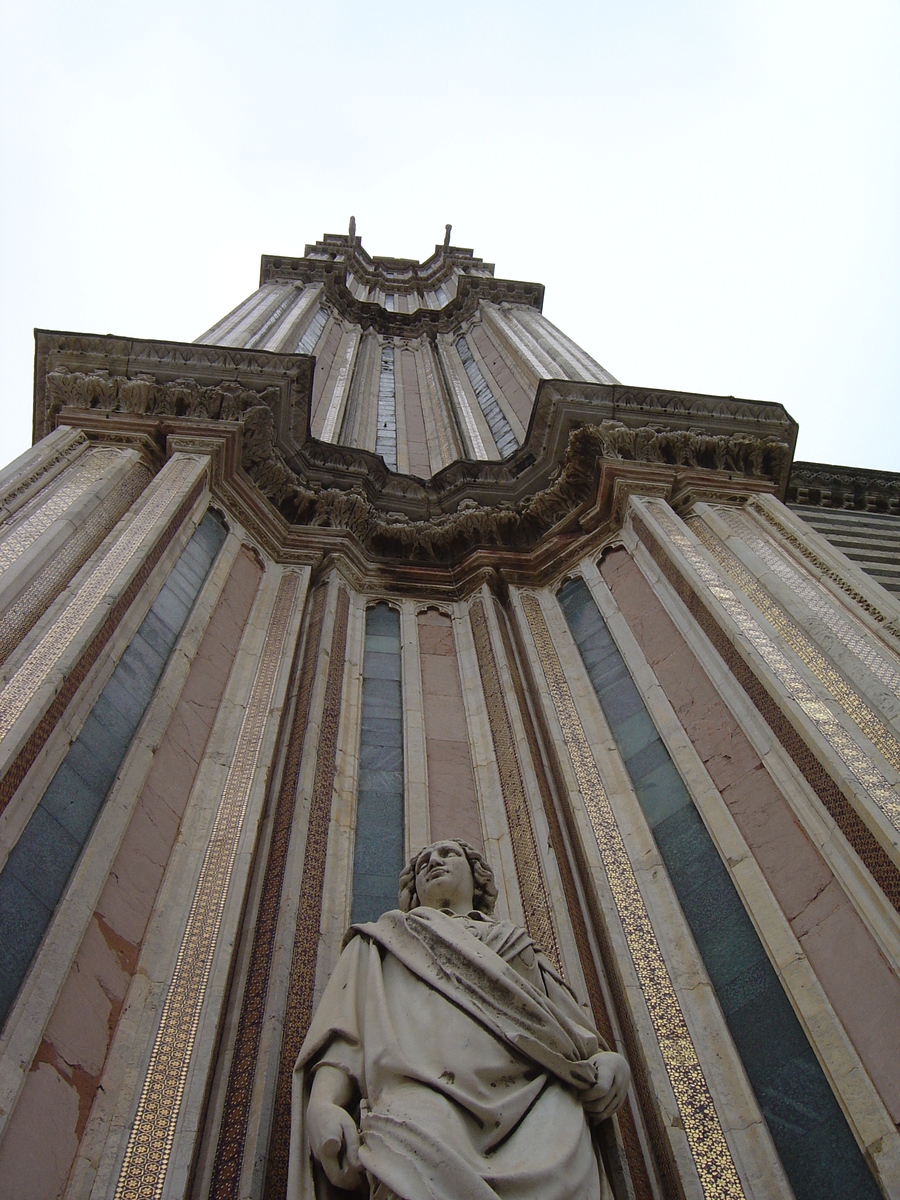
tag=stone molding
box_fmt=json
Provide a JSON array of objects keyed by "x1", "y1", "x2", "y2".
[
  {"x1": 34, "y1": 332, "x2": 794, "y2": 594},
  {"x1": 787, "y1": 461, "x2": 900, "y2": 514},
  {"x1": 262, "y1": 260, "x2": 545, "y2": 337}
]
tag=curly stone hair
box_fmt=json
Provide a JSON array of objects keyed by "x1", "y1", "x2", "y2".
[{"x1": 398, "y1": 840, "x2": 498, "y2": 915}]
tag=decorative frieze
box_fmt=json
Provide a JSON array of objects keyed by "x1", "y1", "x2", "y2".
[{"x1": 787, "y1": 460, "x2": 900, "y2": 514}]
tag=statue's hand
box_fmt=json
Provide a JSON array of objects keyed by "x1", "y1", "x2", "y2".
[
  {"x1": 307, "y1": 1099, "x2": 364, "y2": 1189},
  {"x1": 580, "y1": 1052, "x2": 631, "y2": 1124}
]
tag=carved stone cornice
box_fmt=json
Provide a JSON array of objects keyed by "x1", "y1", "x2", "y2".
[
  {"x1": 33, "y1": 331, "x2": 794, "y2": 598},
  {"x1": 33, "y1": 331, "x2": 313, "y2": 445},
  {"x1": 788, "y1": 460, "x2": 900, "y2": 515},
  {"x1": 258, "y1": 260, "x2": 544, "y2": 336}
]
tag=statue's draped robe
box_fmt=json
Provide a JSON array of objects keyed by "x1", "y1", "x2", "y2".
[{"x1": 289, "y1": 907, "x2": 610, "y2": 1200}]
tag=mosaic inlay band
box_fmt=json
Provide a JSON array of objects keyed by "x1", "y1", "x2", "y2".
[
  {"x1": 689, "y1": 516, "x2": 900, "y2": 785},
  {"x1": 714, "y1": 506, "x2": 900, "y2": 697},
  {"x1": 113, "y1": 570, "x2": 301, "y2": 1200},
  {"x1": 747, "y1": 499, "x2": 900, "y2": 649},
  {"x1": 209, "y1": 584, "x2": 326, "y2": 1200},
  {"x1": 521, "y1": 591, "x2": 747, "y2": 1200},
  {"x1": 496, "y1": 604, "x2": 660, "y2": 1200},
  {"x1": 649, "y1": 504, "x2": 900, "y2": 833},
  {"x1": 470, "y1": 599, "x2": 562, "y2": 970},
  {"x1": 265, "y1": 586, "x2": 350, "y2": 1200},
  {"x1": 0, "y1": 456, "x2": 199, "y2": 742},
  {"x1": 0, "y1": 465, "x2": 149, "y2": 666},
  {"x1": 632, "y1": 509, "x2": 900, "y2": 912},
  {"x1": 0, "y1": 448, "x2": 119, "y2": 575},
  {"x1": 0, "y1": 431, "x2": 89, "y2": 520}
]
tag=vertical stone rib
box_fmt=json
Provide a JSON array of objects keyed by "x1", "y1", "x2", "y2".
[
  {"x1": 468, "y1": 598, "x2": 560, "y2": 966},
  {"x1": 400, "y1": 349, "x2": 430, "y2": 479},
  {"x1": 632, "y1": 501, "x2": 900, "y2": 911},
  {"x1": 208, "y1": 584, "x2": 327, "y2": 1200},
  {"x1": 221, "y1": 286, "x2": 289, "y2": 348},
  {"x1": 203, "y1": 285, "x2": 277, "y2": 347},
  {"x1": 264, "y1": 587, "x2": 350, "y2": 1200},
  {"x1": 0, "y1": 456, "x2": 207, "y2": 814},
  {"x1": 319, "y1": 328, "x2": 362, "y2": 443},
  {"x1": 436, "y1": 339, "x2": 487, "y2": 459},
  {"x1": 275, "y1": 285, "x2": 324, "y2": 353},
  {"x1": 0, "y1": 461, "x2": 150, "y2": 667},
  {"x1": 418, "y1": 609, "x2": 481, "y2": 849},
  {"x1": 0, "y1": 429, "x2": 90, "y2": 530},
  {"x1": 500, "y1": 593, "x2": 659, "y2": 1200},
  {"x1": 111, "y1": 570, "x2": 301, "y2": 1200},
  {"x1": 521, "y1": 590, "x2": 747, "y2": 1200}
]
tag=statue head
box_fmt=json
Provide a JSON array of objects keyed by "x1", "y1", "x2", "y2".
[{"x1": 398, "y1": 839, "x2": 498, "y2": 915}]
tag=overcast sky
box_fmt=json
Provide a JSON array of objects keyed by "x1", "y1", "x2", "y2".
[{"x1": 2, "y1": 0, "x2": 897, "y2": 473}]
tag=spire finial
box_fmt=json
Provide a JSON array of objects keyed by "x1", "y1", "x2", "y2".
[
  {"x1": 443, "y1": 223, "x2": 452, "y2": 248},
  {"x1": 349, "y1": 215, "x2": 356, "y2": 243}
]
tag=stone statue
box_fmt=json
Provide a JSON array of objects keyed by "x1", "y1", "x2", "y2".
[{"x1": 288, "y1": 839, "x2": 631, "y2": 1199}]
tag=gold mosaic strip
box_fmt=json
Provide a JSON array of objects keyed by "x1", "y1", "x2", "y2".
[
  {"x1": 0, "y1": 466, "x2": 149, "y2": 667},
  {"x1": 113, "y1": 570, "x2": 301, "y2": 1200},
  {"x1": 716, "y1": 506, "x2": 900, "y2": 696},
  {"x1": 0, "y1": 456, "x2": 199, "y2": 743},
  {"x1": 649, "y1": 504, "x2": 900, "y2": 833},
  {"x1": 496, "y1": 603, "x2": 661, "y2": 1200},
  {"x1": 265, "y1": 586, "x2": 350, "y2": 1200},
  {"x1": 748, "y1": 499, "x2": 900, "y2": 649},
  {"x1": 0, "y1": 449, "x2": 118, "y2": 575},
  {"x1": 521, "y1": 591, "x2": 747, "y2": 1200},
  {"x1": 470, "y1": 599, "x2": 562, "y2": 971}
]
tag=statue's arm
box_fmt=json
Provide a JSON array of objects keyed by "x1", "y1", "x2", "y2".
[
  {"x1": 307, "y1": 1063, "x2": 364, "y2": 1189},
  {"x1": 580, "y1": 1052, "x2": 631, "y2": 1124},
  {"x1": 536, "y1": 954, "x2": 631, "y2": 1123}
]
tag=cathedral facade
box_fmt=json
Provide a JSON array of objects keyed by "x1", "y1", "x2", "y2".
[{"x1": 0, "y1": 225, "x2": 898, "y2": 1200}]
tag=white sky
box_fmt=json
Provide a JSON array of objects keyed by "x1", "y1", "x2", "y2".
[{"x1": 2, "y1": 0, "x2": 898, "y2": 472}]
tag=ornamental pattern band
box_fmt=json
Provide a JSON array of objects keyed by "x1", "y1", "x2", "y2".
[
  {"x1": 688, "y1": 513, "x2": 900, "y2": 790},
  {"x1": 521, "y1": 591, "x2": 747, "y2": 1200},
  {"x1": 650, "y1": 504, "x2": 900, "y2": 835},
  {"x1": 631, "y1": 506, "x2": 900, "y2": 913},
  {"x1": 0, "y1": 448, "x2": 119, "y2": 575}
]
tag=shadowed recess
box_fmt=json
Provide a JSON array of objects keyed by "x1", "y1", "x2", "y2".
[{"x1": 351, "y1": 603, "x2": 404, "y2": 923}]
